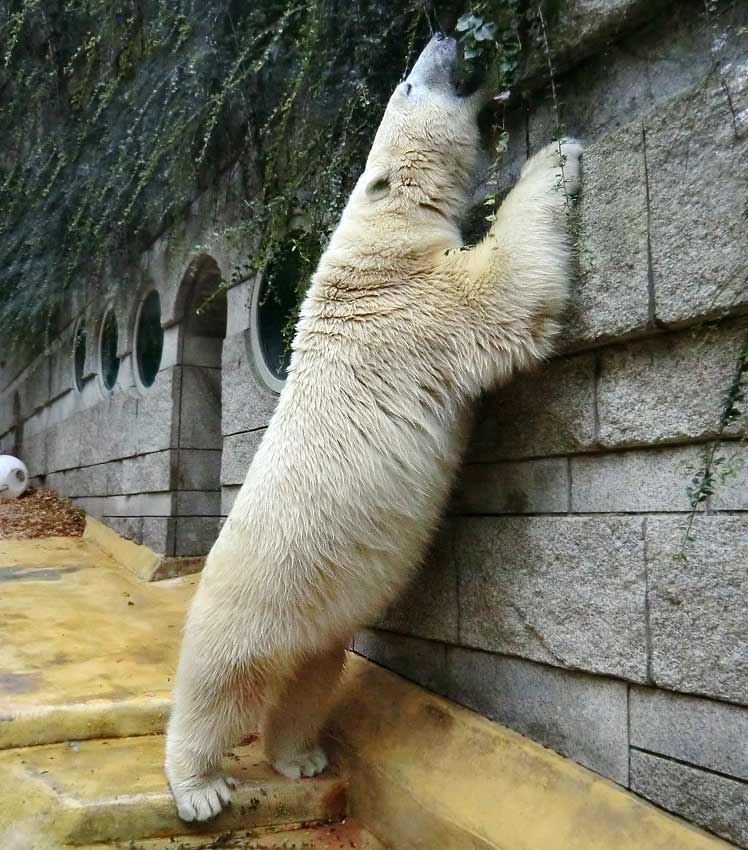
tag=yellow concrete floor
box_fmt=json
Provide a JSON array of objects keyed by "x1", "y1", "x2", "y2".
[
  {"x1": 0, "y1": 534, "x2": 196, "y2": 749},
  {"x1": 0, "y1": 533, "x2": 382, "y2": 850}
]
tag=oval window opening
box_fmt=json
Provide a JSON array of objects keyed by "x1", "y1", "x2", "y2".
[
  {"x1": 100, "y1": 310, "x2": 120, "y2": 392},
  {"x1": 73, "y1": 322, "x2": 86, "y2": 392},
  {"x1": 253, "y1": 243, "x2": 306, "y2": 389},
  {"x1": 136, "y1": 291, "x2": 163, "y2": 389}
]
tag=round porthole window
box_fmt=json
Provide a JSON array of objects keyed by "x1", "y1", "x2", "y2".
[
  {"x1": 135, "y1": 291, "x2": 163, "y2": 389},
  {"x1": 99, "y1": 310, "x2": 120, "y2": 393},
  {"x1": 72, "y1": 320, "x2": 86, "y2": 392},
  {"x1": 249, "y1": 245, "x2": 304, "y2": 393}
]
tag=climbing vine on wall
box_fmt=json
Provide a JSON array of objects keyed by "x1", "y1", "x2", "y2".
[{"x1": 0, "y1": 0, "x2": 551, "y2": 356}]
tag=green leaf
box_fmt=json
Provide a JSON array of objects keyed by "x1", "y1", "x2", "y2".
[
  {"x1": 474, "y1": 22, "x2": 497, "y2": 41},
  {"x1": 456, "y1": 13, "x2": 482, "y2": 32}
]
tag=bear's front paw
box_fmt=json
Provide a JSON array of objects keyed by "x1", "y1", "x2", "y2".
[
  {"x1": 169, "y1": 771, "x2": 236, "y2": 822},
  {"x1": 556, "y1": 138, "x2": 583, "y2": 197},
  {"x1": 271, "y1": 744, "x2": 329, "y2": 780}
]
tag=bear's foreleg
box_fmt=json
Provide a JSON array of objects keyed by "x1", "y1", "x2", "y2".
[
  {"x1": 261, "y1": 644, "x2": 346, "y2": 779},
  {"x1": 444, "y1": 139, "x2": 582, "y2": 388}
]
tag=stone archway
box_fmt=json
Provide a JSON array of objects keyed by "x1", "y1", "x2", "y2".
[{"x1": 172, "y1": 255, "x2": 227, "y2": 558}]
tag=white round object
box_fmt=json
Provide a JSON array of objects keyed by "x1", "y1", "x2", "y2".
[{"x1": 0, "y1": 455, "x2": 29, "y2": 501}]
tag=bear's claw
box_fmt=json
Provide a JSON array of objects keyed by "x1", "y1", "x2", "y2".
[
  {"x1": 171, "y1": 772, "x2": 236, "y2": 822},
  {"x1": 272, "y1": 744, "x2": 329, "y2": 780}
]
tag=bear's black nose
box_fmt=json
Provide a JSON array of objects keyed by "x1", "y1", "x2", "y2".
[{"x1": 434, "y1": 31, "x2": 446, "y2": 41}]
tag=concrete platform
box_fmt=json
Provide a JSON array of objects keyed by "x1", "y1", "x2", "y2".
[
  {"x1": 0, "y1": 531, "x2": 196, "y2": 749},
  {"x1": 0, "y1": 530, "x2": 383, "y2": 850}
]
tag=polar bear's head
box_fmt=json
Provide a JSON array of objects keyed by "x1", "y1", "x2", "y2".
[{"x1": 352, "y1": 34, "x2": 490, "y2": 229}]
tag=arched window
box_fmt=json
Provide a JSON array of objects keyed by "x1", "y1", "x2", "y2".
[
  {"x1": 73, "y1": 320, "x2": 86, "y2": 392},
  {"x1": 99, "y1": 310, "x2": 120, "y2": 392},
  {"x1": 135, "y1": 291, "x2": 163, "y2": 389}
]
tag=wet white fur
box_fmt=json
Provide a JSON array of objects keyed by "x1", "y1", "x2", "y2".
[{"x1": 165, "y1": 70, "x2": 582, "y2": 821}]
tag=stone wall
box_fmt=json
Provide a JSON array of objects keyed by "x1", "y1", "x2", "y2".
[
  {"x1": 355, "y1": 1, "x2": 748, "y2": 846},
  {"x1": 0, "y1": 180, "x2": 247, "y2": 557},
  {"x1": 1, "y1": 0, "x2": 747, "y2": 843}
]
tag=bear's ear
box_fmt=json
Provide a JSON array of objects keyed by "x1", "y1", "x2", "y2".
[{"x1": 365, "y1": 174, "x2": 391, "y2": 200}]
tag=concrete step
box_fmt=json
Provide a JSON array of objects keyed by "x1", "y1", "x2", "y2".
[
  {"x1": 75, "y1": 821, "x2": 387, "y2": 849},
  {"x1": 0, "y1": 735, "x2": 348, "y2": 847}
]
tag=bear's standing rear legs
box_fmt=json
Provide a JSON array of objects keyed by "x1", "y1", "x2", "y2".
[{"x1": 262, "y1": 645, "x2": 346, "y2": 779}]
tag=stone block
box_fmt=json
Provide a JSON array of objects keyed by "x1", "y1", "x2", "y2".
[
  {"x1": 110, "y1": 396, "x2": 140, "y2": 461},
  {"x1": 48, "y1": 341, "x2": 74, "y2": 401},
  {"x1": 77, "y1": 492, "x2": 173, "y2": 517},
  {"x1": 159, "y1": 325, "x2": 180, "y2": 370},
  {"x1": 178, "y1": 365, "x2": 222, "y2": 450},
  {"x1": 0, "y1": 429, "x2": 16, "y2": 455},
  {"x1": 565, "y1": 122, "x2": 650, "y2": 346},
  {"x1": 176, "y1": 448, "x2": 221, "y2": 490},
  {"x1": 630, "y1": 686, "x2": 748, "y2": 782},
  {"x1": 454, "y1": 458, "x2": 569, "y2": 514},
  {"x1": 64, "y1": 468, "x2": 84, "y2": 497},
  {"x1": 630, "y1": 750, "x2": 748, "y2": 849},
  {"x1": 222, "y1": 333, "x2": 279, "y2": 435},
  {"x1": 378, "y1": 522, "x2": 459, "y2": 644},
  {"x1": 133, "y1": 367, "x2": 179, "y2": 454},
  {"x1": 221, "y1": 429, "x2": 265, "y2": 486},
  {"x1": 20, "y1": 432, "x2": 47, "y2": 477},
  {"x1": 646, "y1": 516, "x2": 748, "y2": 705},
  {"x1": 0, "y1": 392, "x2": 15, "y2": 436},
  {"x1": 469, "y1": 353, "x2": 597, "y2": 461},
  {"x1": 103, "y1": 516, "x2": 144, "y2": 546},
  {"x1": 141, "y1": 517, "x2": 174, "y2": 555},
  {"x1": 174, "y1": 516, "x2": 220, "y2": 557},
  {"x1": 647, "y1": 60, "x2": 748, "y2": 326},
  {"x1": 570, "y1": 445, "x2": 704, "y2": 512},
  {"x1": 445, "y1": 647, "x2": 629, "y2": 785},
  {"x1": 457, "y1": 515, "x2": 648, "y2": 681},
  {"x1": 175, "y1": 490, "x2": 221, "y2": 516},
  {"x1": 598, "y1": 321, "x2": 748, "y2": 448},
  {"x1": 353, "y1": 629, "x2": 449, "y2": 695},
  {"x1": 46, "y1": 420, "x2": 82, "y2": 473},
  {"x1": 226, "y1": 279, "x2": 253, "y2": 337},
  {"x1": 710, "y1": 443, "x2": 748, "y2": 511},
  {"x1": 18, "y1": 357, "x2": 50, "y2": 419},
  {"x1": 221, "y1": 485, "x2": 240, "y2": 516},
  {"x1": 522, "y1": 0, "x2": 671, "y2": 83},
  {"x1": 182, "y1": 335, "x2": 223, "y2": 368},
  {"x1": 121, "y1": 451, "x2": 172, "y2": 494},
  {"x1": 526, "y1": 4, "x2": 714, "y2": 147},
  {"x1": 96, "y1": 460, "x2": 123, "y2": 495}
]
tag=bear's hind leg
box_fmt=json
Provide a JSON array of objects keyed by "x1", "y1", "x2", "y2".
[
  {"x1": 262, "y1": 645, "x2": 346, "y2": 780},
  {"x1": 165, "y1": 656, "x2": 260, "y2": 822}
]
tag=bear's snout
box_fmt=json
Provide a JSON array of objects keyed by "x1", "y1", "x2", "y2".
[{"x1": 407, "y1": 35, "x2": 458, "y2": 93}]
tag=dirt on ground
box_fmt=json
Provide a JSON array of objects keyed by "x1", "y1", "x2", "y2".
[{"x1": 0, "y1": 489, "x2": 85, "y2": 539}]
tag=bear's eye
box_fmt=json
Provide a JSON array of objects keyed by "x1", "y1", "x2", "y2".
[
  {"x1": 404, "y1": 83, "x2": 413, "y2": 96},
  {"x1": 366, "y1": 177, "x2": 390, "y2": 198}
]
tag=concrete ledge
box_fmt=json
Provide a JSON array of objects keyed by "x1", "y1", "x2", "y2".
[
  {"x1": 83, "y1": 516, "x2": 162, "y2": 580},
  {"x1": 329, "y1": 654, "x2": 733, "y2": 850},
  {"x1": 83, "y1": 516, "x2": 204, "y2": 581}
]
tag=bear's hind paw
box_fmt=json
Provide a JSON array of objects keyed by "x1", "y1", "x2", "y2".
[
  {"x1": 171, "y1": 772, "x2": 236, "y2": 822},
  {"x1": 272, "y1": 744, "x2": 328, "y2": 780}
]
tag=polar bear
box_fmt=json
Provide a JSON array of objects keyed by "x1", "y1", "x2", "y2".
[{"x1": 165, "y1": 33, "x2": 581, "y2": 821}]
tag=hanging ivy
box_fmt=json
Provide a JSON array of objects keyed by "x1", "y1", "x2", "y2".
[{"x1": 0, "y1": 0, "x2": 551, "y2": 357}]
